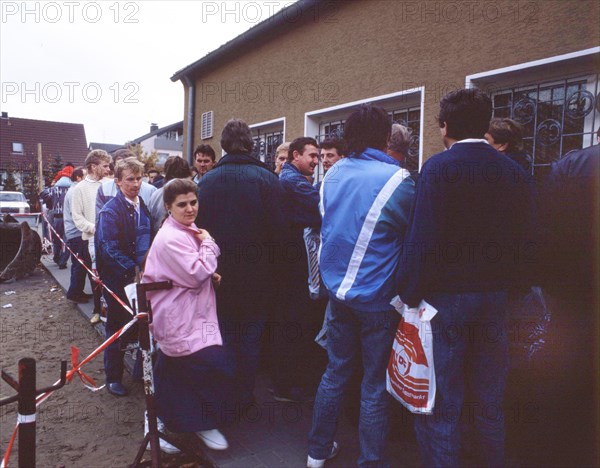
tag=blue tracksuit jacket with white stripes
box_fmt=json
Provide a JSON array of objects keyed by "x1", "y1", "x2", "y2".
[{"x1": 319, "y1": 147, "x2": 416, "y2": 312}]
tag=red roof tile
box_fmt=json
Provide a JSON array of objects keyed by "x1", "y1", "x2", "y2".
[{"x1": 0, "y1": 116, "x2": 88, "y2": 171}]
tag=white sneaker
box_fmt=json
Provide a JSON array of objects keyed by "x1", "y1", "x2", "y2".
[
  {"x1": 196, "y1": 429, "x2": 229, "y2": 450},
  {"x1": 144, "y1": 411, "x2": 180, "y2": 454},
  {"x1": 307, "y1": 441, "x2": 339, "y2": 468}
]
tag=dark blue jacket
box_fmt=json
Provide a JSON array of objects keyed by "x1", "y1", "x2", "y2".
[
  {"x1": 279, "y1": 162, "x2": 322, "y2": 296},
  {"x1": 505, "y1": 152, "x2": 533, "y2": 173},
  {"x1": 539, "y1": 144, "x2": 599, "y2": 292},
  {"x1": 398, "y1": 141, "x2": 536, "y2": 307},
  {"x1": 152, "y1": 175, "x2": 165, "y2": 189},
  {"x1": 279, "y1": 162, "x2": 321, "y2": 230},
  {"x1": 195, "y1": 153, "x2": 287, "y2": 318},
  {"x1": 96, "y1": 190, "x2": 152, "y2": 289},
  {"x1": 40, "y1": 177, "x2": 72, "y2": 216}
]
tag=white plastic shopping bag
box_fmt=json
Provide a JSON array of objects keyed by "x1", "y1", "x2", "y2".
[
  {"x1": 124, "y1": 282, "x2": 139, "y2": 313},
  {"x1": 387, "y1": 297, "x2": 438, "y2": 414}
]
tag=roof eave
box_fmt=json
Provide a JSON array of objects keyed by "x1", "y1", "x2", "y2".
[{"x1": 170, "y1": 0, "x2": 322, "y2": 83}]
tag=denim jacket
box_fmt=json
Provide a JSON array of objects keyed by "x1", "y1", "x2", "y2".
[{"x1": 96, "y1": 189, "x2": 153, "y2": 288}]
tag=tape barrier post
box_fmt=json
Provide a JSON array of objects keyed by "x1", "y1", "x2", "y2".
[
  {"x1": 130, "y1": 280, "x2": 172, "y2": 468},
  {"x1": 17, "y1": 358, "x2": 36, "y2": 468},
  {"x1": 1, "y1": 217, "x2": 150, "y2": 466},
  {"x1": 1, "y1": 317, "x2": 141, "y2": 467}
]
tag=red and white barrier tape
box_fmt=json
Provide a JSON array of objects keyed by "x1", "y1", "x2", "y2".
[
  {"x1": 1, "y1": 313, "x2": 145, "y2": 468},
  {"x1": 41, "y1": 213, "x2": 136, "y2": 316},
  {"x1": 1, "y1": 215, "x2": 146, "y2": 467}
]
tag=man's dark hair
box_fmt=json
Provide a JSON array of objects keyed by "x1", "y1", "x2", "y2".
[
  {"x1": 148, "y1": 168, "x2": 159, "y2": 175},
  {"x1": 220, "y1": 119, "x2": 254, "y2": 154},
  {"x1": 287, "y1": 137, "x2": 318, "y2": 162},
  {"x1": 164, "y1": 156, "x2": 192, "y2": 181},
  {"x1": 65, "y1": 162, "x2": 74, "y2": 168},
  {"x1": 343, "y1": 104, "x2": 391, "y2": 155},
  {"x1": 71, "y1": 166, "x2": 85, "y2": 182},
  {"x1": 193, "y1": 144, "x2": 216, "y2": 161},
  {"x1": 113, "y1": 148, "x2": 136, "y2": 163},
  {"x1": 438, "y1": 88, "x2": 492, "y2": 141},
  {"x1": 487, "y1": 118, "x2": 524, "y2": 154},
  {"x1": 320, "y1": 137, "x2": 347, "y2": 156}
]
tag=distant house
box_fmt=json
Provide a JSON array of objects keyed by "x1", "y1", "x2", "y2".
[
  {"x1": 0, "y1": 112, "x2": 88, "y2": 190},
  {"x1": 129, "y1": 121, "x2": 184, "y2": 167},
  {"x1": 88, "y1": 142, "x2": 125, "y2": 155}
]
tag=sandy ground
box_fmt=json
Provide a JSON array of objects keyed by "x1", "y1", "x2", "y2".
[{"x1": 0, "y1": 265, "x2": 152, "y2": 467}]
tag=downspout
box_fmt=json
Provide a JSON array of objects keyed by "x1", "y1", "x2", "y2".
[{"x1": 182, "y1": 75, "x2": 195, "y2": 166}]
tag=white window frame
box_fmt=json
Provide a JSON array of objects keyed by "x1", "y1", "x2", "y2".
[
  {"x1": 465, "y1": 47, "x2": 600, "y2": 90},
  {"x1": 466, "y1": 47, "x2": 600, "y2": 161},
  {"x1": 305, "y1": 87, "x2": 425, "y2": 169},
  {"x1": 249, "y1": 117, "x2": 286, "y2": 164},
  {"x1": 12, "y1": 142, "x2": 24, "y2": 154},
  {"x1": 201, "y1": 111, "x2": 214, "y2": 140}
]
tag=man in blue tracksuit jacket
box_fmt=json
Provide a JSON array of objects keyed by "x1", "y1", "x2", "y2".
[{"x1": 307, "y1": 104, "x2": 415, "y2": 468}]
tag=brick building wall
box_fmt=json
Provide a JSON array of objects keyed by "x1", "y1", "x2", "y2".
[{"x1": 178, "y1": 0, "x2": 599, "y2": 163}]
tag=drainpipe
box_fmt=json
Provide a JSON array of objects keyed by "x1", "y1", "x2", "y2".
[{"x1": 182, "y1": 75, "x2": 195, "y2": 166}]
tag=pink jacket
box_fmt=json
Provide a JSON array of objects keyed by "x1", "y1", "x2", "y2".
[{"x1": 144, "y1": 216, "x2": 222, "y2": 357}]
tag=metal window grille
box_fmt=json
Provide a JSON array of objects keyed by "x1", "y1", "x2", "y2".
[
  {"x1": 318, "y1": 120, "x2": 345, "y2": 141},
  {"x1": 492, "y1": 74, "x2": 599, "y2": 177},
  {"x1": 201, "y1": 111, "x2": 214, "y2": 140},
  {"x1": 316, "y1": 106, "x2": 421, "y2": 158},
  {"x1": 252, "y1": 130, "x2": 283, "y2": 169},
  {"x1": 389, "y1": 107, "x2": 421, "y2": 159}
]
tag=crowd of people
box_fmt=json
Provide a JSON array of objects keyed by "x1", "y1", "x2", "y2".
[{"x1": 38, "y1": 87, "x2": 598, "y2": 467}]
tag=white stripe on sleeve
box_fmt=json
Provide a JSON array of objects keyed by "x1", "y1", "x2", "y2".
[{"x1": 335, "y1": 168, "x2": 409, "y2": 301}]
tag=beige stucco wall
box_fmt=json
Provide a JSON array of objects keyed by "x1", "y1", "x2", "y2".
[{"x1": 180, "y1": 0, "x2": 600, "y2": 160}]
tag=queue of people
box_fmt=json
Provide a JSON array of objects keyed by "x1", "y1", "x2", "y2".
[{"x1": 44, "y1": 87, "x2": 598, "y2": 467}]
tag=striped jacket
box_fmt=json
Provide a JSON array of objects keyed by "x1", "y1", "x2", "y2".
[{"x1": 319, "y1": 147, "x2": 416, "y2": 312}]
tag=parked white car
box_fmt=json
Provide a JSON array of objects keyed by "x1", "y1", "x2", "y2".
[{"x1": 0, "y1": 191, "x2": 30, "y2": 214}]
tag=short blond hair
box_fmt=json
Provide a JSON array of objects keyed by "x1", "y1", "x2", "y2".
[
  {"x1": 276, "y1": 142, "x2": 290, "y2": 155},
  {"x1": 84, "y1": 149, "x2": 112, "y2": 170},
  {"x1": 115, "y1": 157, "x2": 144, "y2": 180}
]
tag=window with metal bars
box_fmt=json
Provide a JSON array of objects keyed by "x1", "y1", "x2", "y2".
[
  {"x1": 491, "y1": 74, "x2": 599, "y2": 177},
  {"x1": 252, "y1": 130, "x2": 283, "y2": 169},
  {"x1": 316, "y1": 106, "x2": 421, "y2": 158}
]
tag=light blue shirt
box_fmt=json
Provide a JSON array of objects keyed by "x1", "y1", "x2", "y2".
[{"x1": 63, "y1": 182, "x2": 80, "y2": 240}]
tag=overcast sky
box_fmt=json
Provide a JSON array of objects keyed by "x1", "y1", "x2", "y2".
[{"x1": 1, "y1": 1, "x2": 288, "y2": 144}]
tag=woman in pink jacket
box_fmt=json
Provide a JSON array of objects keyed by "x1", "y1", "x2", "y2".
[{"x1": 143, "y1": 178, "x2": 231, "y2": 451}]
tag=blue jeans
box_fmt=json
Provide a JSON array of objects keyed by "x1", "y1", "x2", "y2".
[
  {"x1": 414, "y1": 292, "x2": 509, "y2": 467},
  {"x1": 66, "y1": 236, "x2": 86, "y2": 298},
  {"x1": 103, "y1": 283, "x2": 136, "y2": 383},
  {"x1": 308, "y1": 300, "x2": 399, "y2": 467},
  {"x1": 80, "y1": 239, "x2": 101, "y2": 313},
  {"x1": 51, "y1": 217, "x2": 70, "y2": 266}
]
